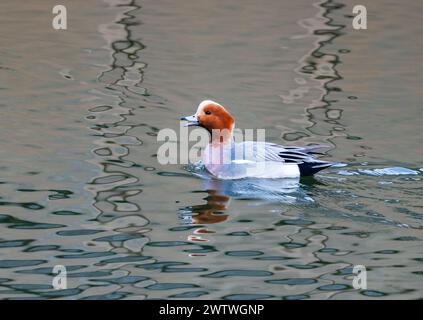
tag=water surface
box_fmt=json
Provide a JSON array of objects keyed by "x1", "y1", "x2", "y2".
[{"x1": 0, "y1": 0, "x2": 422, "y2": 299}]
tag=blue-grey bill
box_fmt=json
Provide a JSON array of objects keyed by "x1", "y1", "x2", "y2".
[{"x1": 180, "y1": 114, "x2": 200, "y2": 127}]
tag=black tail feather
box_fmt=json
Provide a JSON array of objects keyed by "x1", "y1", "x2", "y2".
[{"x1": 298, "y1": 161, "x2": 333, "y2": 176}]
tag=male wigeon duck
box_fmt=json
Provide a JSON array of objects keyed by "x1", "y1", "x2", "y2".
[{"x1": 181, "y1": 100, "x2": 333, "y2": 180}]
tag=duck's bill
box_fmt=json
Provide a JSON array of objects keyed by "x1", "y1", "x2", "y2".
[{"x1": 180, "y1": 114, "x2": 200, "y2": 127}]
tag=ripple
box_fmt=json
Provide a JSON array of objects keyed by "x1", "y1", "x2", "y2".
[
  {"x1": 0, "y1": 0, "x2": 421, "y2": 301},
  {"x1": 0, "y1": 260, "x2": 46, "y2": 268},
  {"x1": 226, "y1": 231, "x2": 250, "y2": 236},
  {"x1": 283, "y1": 294, "x2": 309, "y2": 300},
  {"x1": 94, "y1": 276, "x2": 149, "y2": 285},
  {"x1": 0, "y1": 201, "x2": 44, "y2": 210},
  {"x1": 89, "y1": 105, "x2": 113, "y2": 112},
  {"x1": 318, "y1": 284, "x2": 350, "y2": 291},
  {"x1": 57, "y1": 229, "x2": 104, "y2": 236},
  {"x1": 51, "y1": 210, "x2": 83, "y2": 216},
  {"x1": 169, "y1": 291, "x2": 209, "y2": 298},
  {"x1": 67, "y1": 271, "x2": 112, "y2": 278},
  {"x1": 40, "y1": 288, "x2": 82, "y2": 298},
  {"x1": 94, "y1": 233, "x2": 144, "y2": 242},
  {"x1": 375, "y1": 250, "x2": 400, "y2": 254},
  {"x1": 223, "y1": 294, "x2": 274, "y2": 300},
  {"x1": 163, "y1": 267, "x2": 208, "y2": 273},
  {"x1": 225, "y1": 251, "x2": 263, "y2": 257},
  {"x1": 137, "y1": 261, "x2": 187, "y2": 270},
  {"x1": 275, "y1": 219, "x2": 314, "y2": 226},
  {"x1": 360, "y1": 290, "x2": 387, "y2": 297},
  {"x1": 56, "y1": 252, "x2": 115, "y2": 259},
  {"x1": 0, "y1": 214, "x2": 65, "y2": 230},
  {"x1": 266, "y1": 278, "x2": 317, "y2": 285},
  {"x1": 146, "y1": 283, "x2": 199, "y2": 290},
  {"x1": 279, "y1": 242, "x2": 307, "y2": 249},
  {"x1": 9, "y1": 284, "x2": 52, "y2": 291},
  {"x1": 337, "y1": 167, "x2": 420, "y2": 176},
  {"x1": 24, "y1": 245, "x2": 60, "y2": 252},
  {"x1": 99, "y1": 255, "x2": 151, "y2": 264},
  {"x1": 202, "y1": 270, "x2": 273, "y2": 278},
  {"x1": 15, "y1": 265, "x2": 86, "y2": 275},
  {"x1": 0, "y1": 240, "x2": 33, "y2": 248},
  {"x1": 254, "y1": 256, "x2": 292, "y2": 261},
  {"x1": 82, "y1": 292, "x2": 129, "y2": 300},
  {"x1": 147, "y1": 241, "x2": 193, "y2": 247}
]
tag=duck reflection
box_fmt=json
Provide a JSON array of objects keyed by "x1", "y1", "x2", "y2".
[
  {"x1": 187, "y1": 189, "x2": 231, "y2": 225},
  {"x1": 180, "y1": 177, "x2": 313, "y2": 242}
]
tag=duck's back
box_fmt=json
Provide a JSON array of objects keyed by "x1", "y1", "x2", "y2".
[{"x1": 202, "y1": 141, "x2": 331, "y2": 179}]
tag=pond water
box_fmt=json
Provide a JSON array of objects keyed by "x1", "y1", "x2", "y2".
[{"x1": 0, "y1": 0, "x2": 422, "y2": 299}]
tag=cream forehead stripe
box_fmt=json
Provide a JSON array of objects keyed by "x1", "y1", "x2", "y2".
[{"x1": 196, "y1": 100, "x2": 223, "y2": 115}]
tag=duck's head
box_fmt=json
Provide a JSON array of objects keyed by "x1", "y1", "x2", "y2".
[{"x1": 181, "y1": 100, "x2": 235, "y2": 142}]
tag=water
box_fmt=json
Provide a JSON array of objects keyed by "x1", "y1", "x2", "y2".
[{"x1": 0, "y1": 0, "x2": 422, "y2": 299}]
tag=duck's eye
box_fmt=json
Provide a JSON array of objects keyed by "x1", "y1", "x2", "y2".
[{"x1": 205, "y1": 110, "x2": 212, "y2": 115}]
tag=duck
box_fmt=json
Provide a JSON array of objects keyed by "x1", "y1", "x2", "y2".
[{"x1": 181, "y1": 100, "x2": 333, "y2": 180}]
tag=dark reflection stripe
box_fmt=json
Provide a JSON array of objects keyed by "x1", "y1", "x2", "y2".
[
  {"x1": 0, "y1": 201, "x2": 44, "y2": 210},
  {"x1": 0, "y1": 260, "x2": 46, "y2": 268},
  {"x1": 82, "y1": 292, "x2": 128, "y2": 300},
  {"x1": 9, "y1": 284, "x2": 52, "y2": 290},
  {"x1": 225, "y1": 250, "x2": 263, "y2": 257},
  {"x1": 334, "y1": 267, "x2": 354, "y2": 275},
  {"x1": 147, "y1": 241, "x2": 193, "y2": 247},
  {"x1": 287, "y1": 264, "x2": 319, "y2": 269},
  {"x1": 375, "y1": 250, "x2": 400, "y2": 254},
  {"x1": 56, "y1": 229, "x2": 105, "y2": 236},
  {"x1": 51, "y1": 210, "x2": 82, "y2": 216},
  {"x1": 16, "y1": 188, "x2": 73, "y2": 201},
  {"x1": 137, "y1": 261, "x2": 187, "y2": 270},
  {"x1": 146, "y1": 283, "x2": 199, "y2": 290},
  {"x1": 254, "y1": 256, "x2": 292, "y2": 261},
  {"x1": 202, "y1": 270, "x2": 273, "y2": 278},
  {"x1": 15, "y1": 265, "x2": 86, "y2": 275},
  {"x1": 360, "y1": 290, "x2": 387, "y2": 297},
  {"x1": 100, "y1": 255, "x2": 152, "y2": 264},
  {"x1": 275, "y1": 219, "x2": 314, "y2": 226},
  {"x1": 318, "y1": 284, "x2": 350, "y2": 291},
  {"x1": 226, "y1": 231, "x2": 250, "y2": 236},
  {"x1": 168, "y1": 226, "x2": 200, "y2": 231},
  {"x1": 168, "y1": 291, "x2": 209, "y2": 298},
  {"x1": 8, "y1": 297, "x2": 45, "y2": 300},
  {"x1": 223, "y1": 294, "x2": 274, "y2": 300},
  {"x1": 11, "y1": 223, "x2": 65, "y2": 230},
  {"x1": 184, "y1": 245, "x2": 217, "y2": 254},
  {"x1": 92, "y1": 275, "x2": 149, "y2": 285},
  {"x1": 266, "y1": 278, "x2": 317, "y2": 285},
  {"x1": 163, "y1": 267, "x2": 208, "y2": 273},
  {"x1": 393, "y1": 236, "x2": 419, "y2": 241},
  {"x1": 94, "y1": 233, "x2": 144, "y2": 242},
  {"x1": 283, "y1": 294, "x2": 310, "y2": 300},
  {"x1": 279, "y1": 242, "x2": 307, "y2": 249},
  {"x1": 24, "y1": 245, "x2": 60, "y2": 252},
  {"x1": 0, "y1": 240, "x2": 33, "y2": 248},
  {"x1": 319, "y1": 248, "x2": 339, "y2": 253},
  {"x1": 0, "y1": 213, "x2": 65, "y2": 229},
  {"x1": 61, "y1": 249, "x2": 83, "y2": 253},
  {"x1": 40, "y1": 288, "x2": 82, "y2": 298},
  {"x1": 56, "y1": 252, "x2": 115, "y2": 259},
  {"x1": 67, "y1": 271, "x2": 112, "y2": 278}
]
